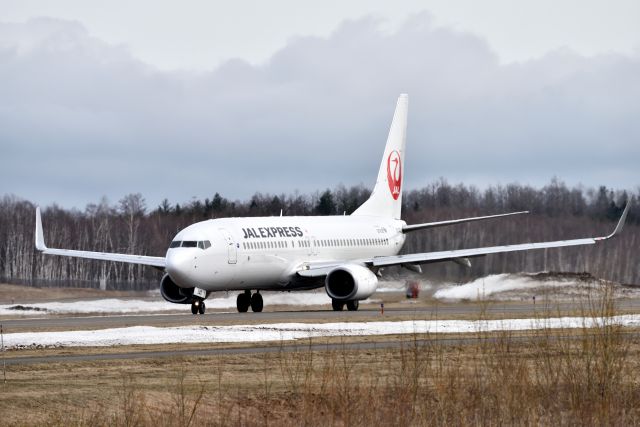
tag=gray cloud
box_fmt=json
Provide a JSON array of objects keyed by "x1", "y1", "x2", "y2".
[{"x1": 1, "y1": 15, "x2": 639, "y2": 208}]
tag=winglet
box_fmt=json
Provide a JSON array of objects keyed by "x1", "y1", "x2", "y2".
[
  {"x1": 35, "y1": 207, "x2": 47, "y2": 251},
  {"x1": 596, "y1": 202, "x2": 631, "y2": 241}
]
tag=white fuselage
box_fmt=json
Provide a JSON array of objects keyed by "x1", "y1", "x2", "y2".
[{"x1": 165, "y1": 215, "x2": 407, "y2": 292}]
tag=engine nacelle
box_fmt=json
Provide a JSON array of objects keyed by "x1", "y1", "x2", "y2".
[
  {"x1": 325, "y1": 264, "x2": 378, "y2": 301},
  {"x1": 160, "y1": 274, "x2": 194, "y2": 304}
]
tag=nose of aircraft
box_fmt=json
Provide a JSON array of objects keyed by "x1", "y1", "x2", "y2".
[{"x1": 165, "y1": 249, "x2": 194, "y2": 287}]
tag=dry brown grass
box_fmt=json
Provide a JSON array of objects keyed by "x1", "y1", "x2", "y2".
[{"x1": 1, "y1": 283, "x2": 639, "y2": 426}]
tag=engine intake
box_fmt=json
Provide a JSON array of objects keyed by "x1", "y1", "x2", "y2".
[
  {"x1": 160, "y1": 274, "x2": 194, "y2": 304},
  {"x1": 325, "y1": 264, "x2": 378, "y2": 301}
]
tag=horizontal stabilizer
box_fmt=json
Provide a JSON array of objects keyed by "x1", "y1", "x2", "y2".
[{"x1": 403, "y1": 211, "x2": 529, "y2": 233}]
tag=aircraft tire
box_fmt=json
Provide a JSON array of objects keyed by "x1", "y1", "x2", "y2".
[
  {"x1": 346, "y1": 300, "x2": 359, "y2": 311},
  {"x1": 237, "y1": 293, "x2": 250, "y2": 312},
  {"x1": 250, "y1": 292, "x2": 263, "y2": 312},
  {"x1": 191, "y1": 303, "x2": 198, "y2": 315},
  {"x1": 331, "y1": 299, "x2": 344, "y2": 311},
  {"x1": 198, "y1": 301, "x2": 206, "y2": 314}
]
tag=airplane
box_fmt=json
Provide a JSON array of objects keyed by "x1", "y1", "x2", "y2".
[{"x1": 34, "y1": 94, "x2": 630, "y2": 315}]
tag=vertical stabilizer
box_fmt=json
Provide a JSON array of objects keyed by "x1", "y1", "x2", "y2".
[{"x1": 352, "y1": 94, "x2": 408, "y2": 219}]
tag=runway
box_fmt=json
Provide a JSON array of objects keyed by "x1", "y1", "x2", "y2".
[{"x1": 3, "y1": 298, "x2": 640, "y2": 332}]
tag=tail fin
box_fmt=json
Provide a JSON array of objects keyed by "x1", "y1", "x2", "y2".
[{"x1": 352, "y1": 94, "x2": 408, "y2": 219}]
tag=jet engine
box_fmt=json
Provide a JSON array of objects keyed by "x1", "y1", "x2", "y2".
[
  {"x1": 325, "y1": 264, "x2": 378, "y2": 301},
  {"x1": 160, "y1": 274, "x2": 194, "y2": 304}
]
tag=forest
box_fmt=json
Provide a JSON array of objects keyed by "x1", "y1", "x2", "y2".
[{"x1": 0, "y1": 178, "x2": 638, "y2": 290}]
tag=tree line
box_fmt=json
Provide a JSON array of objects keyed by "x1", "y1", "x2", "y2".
[{"x1": 0, "y1": 178, "x2": 638, "y2": 290}]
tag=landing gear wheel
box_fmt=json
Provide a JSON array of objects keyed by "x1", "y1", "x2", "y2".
[
  {"x1": 198, "y1": 301, "x2": 206, "y2": 314},
  {"x1": 346, "y1": 300, "x2": 359, "y2": 311},
  {"x1": 250, "y1": 292, "x2": 263, "y2": 313},
  {"x1": 191, "y1": 302, "x2": 198, "y2": 315},
  {"x1": 236, "y1": 292, "x2": 251, "y2": 313},
  {"x1": 332, "y1": 299, "x2": 345, "y2": 311}
]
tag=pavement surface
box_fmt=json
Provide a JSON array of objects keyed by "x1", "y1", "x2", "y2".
[{"x1": 3, "y1": 299, "x2": 640, "y2": 331}]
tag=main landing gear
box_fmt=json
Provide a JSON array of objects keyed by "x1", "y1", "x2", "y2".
[
  {"x1": 331, "y1": 299, "x2": 359, "y2": 311},
  {"x1": 191, "y1": 299, "x2": 206, "y2": 315},
  {"x1": 236, "y1": 290, "x2": 263, "y2": 313}
]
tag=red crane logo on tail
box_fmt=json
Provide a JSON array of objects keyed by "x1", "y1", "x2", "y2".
[{"x1": 386, "y1": 150, "x2": 402, "y2": 200}]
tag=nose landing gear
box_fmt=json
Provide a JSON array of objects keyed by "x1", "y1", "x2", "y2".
[
  {"x1": 236, "y1": 290, "x2": 263, "y2": 313},
  {"x1": 191, "y1": 300, "x2": 206, "y2": 315}
]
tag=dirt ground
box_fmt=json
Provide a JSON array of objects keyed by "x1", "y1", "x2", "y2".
[
  {"x1": 0, "y1": 283, "x2": 151, "y2": 304},
  {"x1": 1, "y1": 329, "x2": 639, "y2": 426}
]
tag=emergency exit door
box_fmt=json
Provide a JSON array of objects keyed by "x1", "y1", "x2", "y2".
[{"x1": 219, "y1": 228, "x2": 237, "y2": 264}]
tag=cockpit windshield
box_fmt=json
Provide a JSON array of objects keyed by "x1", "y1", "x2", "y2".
[{"x1": 169, "y1": 240, "x2": 211, "y2": 249}]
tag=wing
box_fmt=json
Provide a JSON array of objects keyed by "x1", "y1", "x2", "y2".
[
  {"x1": 299, "y1": 203, "x2": 630, "y2": 276},
  {"x1": 402, "y1": 211, "x2": 529, "y2": 233},
  {"x1": 35, "y1": 207, "x2": 166, "y2": 269}
]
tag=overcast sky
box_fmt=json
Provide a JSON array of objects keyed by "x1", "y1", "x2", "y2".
[{"x1": 1, "y1": 1, "x2": 639, "y2": 209}]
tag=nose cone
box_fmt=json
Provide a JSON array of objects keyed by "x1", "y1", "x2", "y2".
[{"x1": 166, "y1": 250, "x2": 194, "y2": 287}]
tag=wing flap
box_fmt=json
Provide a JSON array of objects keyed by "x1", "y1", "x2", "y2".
[{"x1": 371, "y1": 238, "x2": 596, "y2": 267}]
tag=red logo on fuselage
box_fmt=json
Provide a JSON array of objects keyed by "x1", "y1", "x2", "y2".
[{"x1": 387, "y1": 150, "x2": 402, "y2": 200}]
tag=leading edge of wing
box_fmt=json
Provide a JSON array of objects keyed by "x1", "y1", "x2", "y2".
[
  {"x1": 373, "y1": 202, "x2": 630, "y2": 268},
  {"x1": 35, "y1": 207, "x2": 166, "y2": 269}
]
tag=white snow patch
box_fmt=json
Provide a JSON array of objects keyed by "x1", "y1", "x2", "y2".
[
  {"x1": 4, "y1": 315, "x2": 640, "y2": 349},
  {"x1": 433, "y1": 274, "x2": 539, "y2": 300},
  {"x1": 0, "y1": 299, "x2": 179, "y2": 316},
  {"x1": 431, "y1": 273, "x2": 623, "y2": 301}
]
